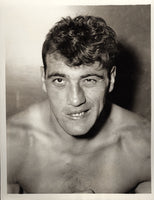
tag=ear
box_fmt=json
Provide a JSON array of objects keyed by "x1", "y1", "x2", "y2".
[
  {"x1": 40, "y1": 66, "x2": 47, "y2": 92},
  {"x1": 109, "y1": 66, "x2": 116, "y2": 93}
]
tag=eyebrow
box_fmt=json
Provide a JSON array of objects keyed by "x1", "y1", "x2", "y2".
[
  {"x1": 47, "y1": 73, "x2": 104, "y2": 79},
  {"x1": 47, "y1": 73, "x2": 66, "y2": 79},
  {"x1": 80, "y1": 74, "x2": 104, "y2": 79}
]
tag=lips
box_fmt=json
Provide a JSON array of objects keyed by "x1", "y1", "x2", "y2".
[{"x1": 66, "y1": 109, "x2": 90, "y2": 120}]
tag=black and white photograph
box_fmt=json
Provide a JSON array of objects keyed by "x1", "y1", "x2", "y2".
[{"x1": 0, "y1": 0, "x2": 153, "y2": 200}]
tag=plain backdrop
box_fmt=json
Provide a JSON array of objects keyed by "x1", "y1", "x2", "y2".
[{"x1": 5, "y1": 5, "x2": 151, "y2": 120}]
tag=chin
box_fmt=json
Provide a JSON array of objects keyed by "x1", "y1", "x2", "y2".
[
  {"x1": 58, "y1": 112, "x2": 99, "y2": 137},
  {"x1": 63, "y1": 125, "x2": 92, "y2": 137}
]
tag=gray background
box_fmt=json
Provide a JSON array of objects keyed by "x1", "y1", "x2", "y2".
[{"x1": 6, "y1": 5, "x2": 151, "y2": 120}]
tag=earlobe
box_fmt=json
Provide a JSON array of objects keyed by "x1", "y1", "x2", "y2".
[
  {"x1": 109, "y1": 66, "x2": 116, "y2": 93},
  {"x1": 40, "y1": 66, "x2": 47, "y2": 92}
]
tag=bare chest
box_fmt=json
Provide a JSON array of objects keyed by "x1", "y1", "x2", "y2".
[{"x1": 17, "y1": 146, "x2": 138, "y2": 193}]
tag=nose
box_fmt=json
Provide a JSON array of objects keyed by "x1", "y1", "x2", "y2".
[{"x1": 67, "y1": 83, "x2": 86, "y2": 107}]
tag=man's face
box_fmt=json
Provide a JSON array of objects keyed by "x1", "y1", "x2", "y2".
[{"x1": 43, "y1": 54, "x2": 115, "y2": 137}]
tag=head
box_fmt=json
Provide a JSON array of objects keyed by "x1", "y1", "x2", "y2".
[{"x1": 41, "y1": 15, "x2": 118, "y2": 137}]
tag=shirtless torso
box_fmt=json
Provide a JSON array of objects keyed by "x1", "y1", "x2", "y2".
[{"x1": 7, "y1": 101, "x2": 151, "y2": 193}]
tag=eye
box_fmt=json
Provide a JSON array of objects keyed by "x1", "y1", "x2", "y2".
[
  {"x1": 83, "y1": 78, "x2": 97, "y2": 86},
  {"x1": 52, "y1": 78, "x2": 66, "y2": 87}
]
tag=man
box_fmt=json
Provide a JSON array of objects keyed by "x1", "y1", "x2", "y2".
[{"x1": 7, "y1": 15, "x2": 150, "y2": 193}]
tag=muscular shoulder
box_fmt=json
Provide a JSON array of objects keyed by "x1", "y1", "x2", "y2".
[
  {"x1": 120, "y1": 116, "x2": 150, "y2": 160},
  {"x1": 7, "y1": 101, "x2": 49, "y2": 183},
  {"x1": 7, "y1": 100, "x2": 49, "y2": 134},
  {"x1": 112, "y1": 104, "x2": 150, "y2": 181},
  {"x1": 112, "y1": 104, "x2": 150, "y2": 154}
]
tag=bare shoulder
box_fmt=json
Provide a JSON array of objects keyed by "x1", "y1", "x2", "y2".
[
  {"x1": 7, "y1": 100, "x2": 49, "y2": 183},
  {"x1": 112, "y1": 104, "x2": 150, "y2": 182},
  {"x1": 112, "y1": 104, "x2": 150, "y2": 155}
]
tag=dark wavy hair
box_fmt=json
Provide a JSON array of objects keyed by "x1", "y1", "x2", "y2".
[{"x1": 42, "y1": 15, "x2": 118, "y2": 74}]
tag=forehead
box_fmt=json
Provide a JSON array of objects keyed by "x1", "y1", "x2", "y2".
[{"x1": 46, "y1": 54, "x2": 107, "y2": 76}]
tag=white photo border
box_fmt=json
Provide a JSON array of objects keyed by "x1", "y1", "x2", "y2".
[{"x1": 1, "y1": 0, "x2": 153, "y2": 200}]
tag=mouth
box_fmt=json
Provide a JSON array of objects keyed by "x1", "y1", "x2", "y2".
[{"x1": 66, "y1": 109, "x2": 89, "y2": 120}]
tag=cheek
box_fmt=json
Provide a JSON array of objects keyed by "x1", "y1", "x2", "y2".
[
  {"x1": 85, "y1": 86, "x2": 108, "y2": 114},
  {"x1": 85, "y1": 86, "x2": 107, "y2": 103},
  {"x1": 47, "y1": 85, "x2": 65, "y2": 99},
  {"x1": 46, "y1": 88, "x2": 66, "y2": 109}
]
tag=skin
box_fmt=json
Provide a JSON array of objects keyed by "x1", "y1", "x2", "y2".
[{"x1": 7, "y1": 54, "x2": 151, "y2": 193}]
